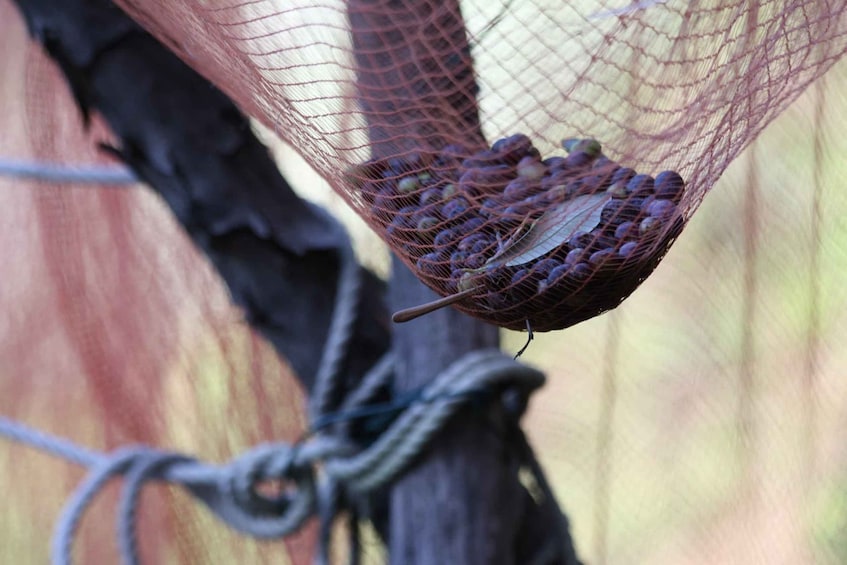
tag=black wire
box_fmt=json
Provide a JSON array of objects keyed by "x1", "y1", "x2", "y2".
[
  {"x1": 514, "y1": 319, "x2": 534, "y2": 360},
  {"x1": 307, "y1": 387, "x2": 494, "y2": 438}
]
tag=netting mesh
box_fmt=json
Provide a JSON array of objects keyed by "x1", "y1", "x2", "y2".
[
  {"x1": 0, "y1": 3, "x2": 315, "y2": 563},
  {"x1": 115, "y1": 0, "x2": 847, "y2": 330},
  {"x1": 4, "y1": 0, "x2": 847, "y2": 563}
]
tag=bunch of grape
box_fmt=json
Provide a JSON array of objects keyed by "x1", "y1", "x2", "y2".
[{"x1": 350, "y1": 134, "x2": 685, "y2": 331}]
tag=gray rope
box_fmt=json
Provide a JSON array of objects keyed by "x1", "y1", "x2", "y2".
[
  {"x1": 0, "y1": 158, "x2": 138, "y2": 185},
  {"x1": 308, "y1": 244, "x2": 362, "y2": 421},
  {"x1": 0, "y1": 349, "x2": 541, "y2": 564}
]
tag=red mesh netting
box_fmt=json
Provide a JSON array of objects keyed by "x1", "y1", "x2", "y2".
[
  {"x1": 4, "y1": 1, "x2": 847, "y2": 564},
  {"x1": 0, "y1": 3, "x2": 315, "y2": 563},
  {"x1": 116, "y1": 0, "x2": 847, "y2": 331}
]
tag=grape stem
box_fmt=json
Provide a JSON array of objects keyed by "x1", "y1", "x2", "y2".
[{"x1": 391, "y1": 285, "x2": 481, "y2": 323}]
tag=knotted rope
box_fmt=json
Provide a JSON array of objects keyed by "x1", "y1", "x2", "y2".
[{"x1": 0, "y1": 222, "x2": 545, "y2": 564}]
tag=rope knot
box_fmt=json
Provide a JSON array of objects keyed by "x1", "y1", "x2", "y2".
[{"x1": 223, "y1": 442, "x2": 312, "y2": 518}]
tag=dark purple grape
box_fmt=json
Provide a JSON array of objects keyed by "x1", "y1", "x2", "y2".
[
  {"x1": 465, "y1": 253, "x2": 487, "y2": 269},
  {"x1": 460, "y1": 217, "x2": 485, "y2": 234},
  {"x1": 492, "y1": 217, "x2": 521, "y2": 233},
  {"x1": 581, "y1": 174, "x2": 608, "y2": 193},
  {"x1": 478, "y1": 164, "x2": 513, "y2": 187},
  {"x1": 647, "y1": 199, "x2": 676, "y2": 220},
  {"x1": 540, "y1": 169, "x2": 570, "y2": 191},
  {"x1": 614, "y1": 221, "x2": 637, "y2": 240},
  {"x1": 470, "y1": 239, "x2": 492, "y2": 255},
  {"x1": 601, "y1": 199, "x2": 624, "y2": 223},
  {"x1": 510, "y1": 268, "x2": 529, "y2": 286},
  {"x1": 419, "y1": 187, "x2": 443, "y2": 207},
  {"x1": 564, "y1": 150, "x2": 593, "y2": 169},
  {"x1": 486, "y1": 291, "x2": 509, "y2": 310},
  {"x1": 416, "y1": 216, "x2": 439, "y2": 233},
  {"x1": 588, "y1": 234, "x2": 617, "y2": 252},
  {"x1": 450, "y1": 250, "x2": 470, "y2": 270},
  {"x1": 639, "y1": 216, "x2": 661, "y2": 235},
  {"x1": 568, "y1": 231, "x2": 592, "y2": 249},
  {"x1": 626, "y1": 174, "x2": 654, "y2": 196},
  {"x1": 639, "y1": 195, "x2": 656, "y2": 214},
  {"x1": 532, "y1": 258, "x2": 561, "y2": 276},
  {"x1": 441, "y1": 144, "x2": 467, "y2": 161},
  {"x1": 434, "y1": 228, "x2": 458, "y2": 247},
  {"x1": 571, "y1": 262, "x2": 592, "y2": 280},
  {"x1": 461, "y1": 150, "x2": 498, "y2": 170},
  {"x1": 566, "y1": 179, "x2": 586, "y2": 197},
  {"x1": 543, "y1": 156, "x2": 567, "y2": 171},
  {"x1": 503, "y1": 203, "x2": 533, "y2": 219},
  {"x1": 387, "y1": 211, "x2": 415, "y2": 240},
  {"x1": 547, "y1": 264, "x2": 570, "y2": 284},
  {"x1": 397, "y1": 205, "x2": 418, "y2": 216},
  {"x1": 619, "y1": 241, "x2": 638, "y2": 258},
  {"x1": 611, "y1": 167, "x2": 636, "y2": 185},
  {"x1": 442, "y1": 197, "x2": 470, "y2": 220},
  {"x1": 654, "y1": 171, "x2": 685, "y2": 202},
  {"x1": 504, "y1": 177, "x2": 535, "y2": 201},
  {"x1": 592, "y1": 156, "x2": 614, "y2": 171},
  {"x1": 458, "y1": 233, "x2": 488, "y2": 252},
  {"x1": 459, "y1": 165, "x2": 510, "y2": 195},
  {"x1": 416, "y1": 252, "x2": 442, "y2": 276},
  {"x1": 373, "y1": 186, "x2": 398, "y2": 213},
  {"x1": 589, "y1": 248, "x2": 615, "y2": 266},
  {"x1": 405, "y1": 152, "x2": 425, "y2": 168},
  {"x1": 566, "y1": 247, "x2": 585, "y2": 264},
  {"x1": 492, "y1": 133, "x2": 535, "y2": 164},
  {"x1": 517, "y1": 156, "x2": 546, "y2": 180},
  {"x1": 480, "y1": 197, "x2": 501, "y2": 217},
  {"x1": 523, "y1": 193, "x2": 551, "y2": 209},
  {"x1": 617, "y1": 199, "x2": 642, "y2": 222},
  {"x1": 387, "y1": 157, "x2": 407, "y2": 172}
]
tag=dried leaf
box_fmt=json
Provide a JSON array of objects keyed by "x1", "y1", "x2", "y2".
[{"x1": 488, "y1": 192, "x2": 609, "y2": 268}]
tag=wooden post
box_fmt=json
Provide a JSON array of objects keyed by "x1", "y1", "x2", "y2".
[{"x1": 348, "y1": 2, "x2": 575, "y2": 563}]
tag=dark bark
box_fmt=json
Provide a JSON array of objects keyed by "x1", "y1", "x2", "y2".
[
  {"x1": 349, "y1": 2, "x2": 579, "y2": 563},
  {"x1": 12, "y1": 0, "x2": 390, "y2": 394}
]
